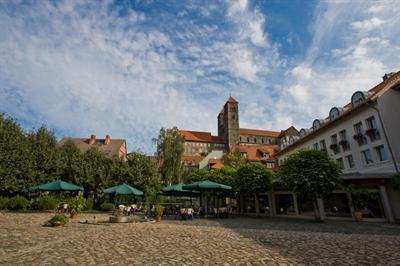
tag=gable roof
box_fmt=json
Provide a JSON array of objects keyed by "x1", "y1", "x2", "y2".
[
  {"x1": 181, "y1": 155, "x2": 204, "y2": 166},
  {"x1": 180, "y1": 130, "x2": 224, "y2": 143},
  {"x1": 239, "y1": 128, "x2": 280, "y2": 137},
  {"x1": 59, "y1": 137, "x2": 126, "y2": 158},
  {"x1": 233, "y1": 144, "x2": 279, "y2": 162},
  {"x1": 226, "y1": 96, "x2": 238, "y2": 103}
]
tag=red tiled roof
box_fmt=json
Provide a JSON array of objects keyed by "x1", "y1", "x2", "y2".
[
  {"x1": 181, "y1": 156, "x2": 204, "y2": 166},
  {"x1": 226, "y1": 96, "x2": 238, "y2": 103},
  {"x1": 239, "y1": 128, "x2": 280, "y2": 137},
  {"x1": 180, "y1": 130, "x2": 224, "y2": 143},
  {"x1": 277, "y1": 70, "x2": 400, "y2": 155},
  {"x1": 210, "y1": 159, "x2": 224, "y2": 169},
  {"x1": 233, "y1": 145, "x2": 279, "y2": 162},
  {"x1": 59, "y1": 137, "x2": 126, "y2": 158}
]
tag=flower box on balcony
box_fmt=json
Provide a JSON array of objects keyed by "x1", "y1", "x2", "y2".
[
  {"x1": 339, "y1": 140, "x2": 348, "y2": 146},
  {"x1": 365, "y1": 128, "x2": 376, "y2": 135},
  {"x1": 353, "y1": 133, "x2": 363, "y2": 140},
  {"x1": 329, "y1": 143, "x2": 338, "y2": 150}
]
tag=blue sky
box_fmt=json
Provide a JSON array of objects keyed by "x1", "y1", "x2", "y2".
[{"x1": 0, "y1": 0, "x2": 399, "y2": 153}]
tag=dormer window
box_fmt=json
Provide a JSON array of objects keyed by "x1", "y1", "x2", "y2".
[
  {"x1": 351, "y1": 91, "x2": 366, "y2": 108},
  {"x1": 299, "y1": 128, "x2": 306, "y2": 138},
  {"x1": 329, "y1": 107, "x2": 340, "y2": 121},
  {"x1": 312, "y1": 119, "x2": 321, "y2": 130}
]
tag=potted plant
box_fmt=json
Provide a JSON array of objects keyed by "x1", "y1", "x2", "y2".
[
  {"x1": 45, "y1": 214, "x2": 70, "y2": 227},
  {"x1": 109, "y1": 213, "x2": 129, "y2": 223},
  {"x1": 339, "y1": 140, "x2": 348, "y2": 146},
  {"x1": 329, "y1": 143, "x2": 338, "y2": 150},
  {"x1": 68, "y1": 196, "x2": 87, "y2": 218},
  {"x1": 155, "y1": 205, "x2": 164, "y2": 222},
  {"x1": 353, "y1": 133, "x2": 363, "y2": 140}
]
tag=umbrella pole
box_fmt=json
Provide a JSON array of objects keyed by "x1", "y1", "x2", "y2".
[{"x1": 204, "y1": 193, "x2": 208, "y2": 218}]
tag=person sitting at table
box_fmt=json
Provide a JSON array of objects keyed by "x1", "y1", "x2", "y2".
[{"x1": 187, "y1": 207, "x2": 194, "y2": 220}]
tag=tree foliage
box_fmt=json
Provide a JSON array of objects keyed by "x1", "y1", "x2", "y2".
[
  {"x1": 279, "y1": 149, "x2": 342, "y2": 199},
  {"x1": 0, "y1": 113, "x2": 162, "y2": 198},
  {"x1": 153, "y1": 127, "x2": 185, "y2": 183},
  {"x1": 236, "y1": 163, "x2": 274, "y2": 194},
  {"x1": 223, "y1": 151, "x2": 248, "y2": 169}
]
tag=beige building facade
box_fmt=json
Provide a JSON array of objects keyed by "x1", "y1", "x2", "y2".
[{"x1": 275, "y1": 71, "x2": 400, "y2": 222}]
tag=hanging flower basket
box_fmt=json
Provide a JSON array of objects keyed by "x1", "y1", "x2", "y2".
[
  {"x1": 353, "y1": 133, "x2": 363, "y2": 140},
  {"x1": 329, "y1": 143, "x2": 338, "y2": 150}
]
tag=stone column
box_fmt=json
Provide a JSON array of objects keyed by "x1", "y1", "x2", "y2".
[{"x1": 379, "y1": 185, "x2": 395, "y2": 223}]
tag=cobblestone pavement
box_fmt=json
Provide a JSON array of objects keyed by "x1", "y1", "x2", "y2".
[{"x1": 1, "y1": 212, "x2": 400, "y2": 265}]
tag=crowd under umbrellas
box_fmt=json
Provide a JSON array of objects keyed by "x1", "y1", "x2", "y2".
[{"x1": 28, "y1": 178, "x2": 234, "y2": 220}]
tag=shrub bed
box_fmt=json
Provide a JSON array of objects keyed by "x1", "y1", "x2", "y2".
[
  {"x1": 7, "y1": 195, "x2": 30, "y2": 210},
  {"x1": 34, "y1": 196, "x2": 59, "y2": 211},
  {"x1": 0, "y1": 197, "x2": 9, "y2": 210},
  {"x1": 100, "y1": 202, "x2": 115, "y2": 212}
]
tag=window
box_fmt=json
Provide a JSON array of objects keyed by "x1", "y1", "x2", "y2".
[
  {"x1": 313, "y1": 143, "x2": 319, "y2": 150},
  {"x1": 330, "y1": 134, "x2": 340, "y2": 154},
  {"x1": 312, "y1": 119, "x2": 321, "y2": 130},
  {"x1": 241, "y1": 152, "x2": 248, "y2": 158},
  {"x1": 247, "y1": 137, "x2": 250, "y2": 142},
  {"x1": 375, "y1": 145, "x2": 388, "y2": 162},
  {"x1": 353, "y1": 122, "x2": 367, "y2": 145},
  {"x1": 262, "y1": 138, "x2": 264, "y2": 144},
  {"x1": 351, "y1": 91, "x2": 365, "y2": 107},
  {"x1": 362, "y1": 150, "x2": 373, "y2": 165},
  {"x1": 365, "y1": 116, "x2": 380, "y2": 141},
  {"x1": 266, "y1": 162, "x2": 274, "y2": 169},
  {"x1": 339, "y1": 129, "x2": 350, "y2": 151},
  {"x1": 262, "y1": 152, "x2": 269, "y2": 158},
  {"x1": 191, "y1": 160, "x2": 196, "y2": 166},
  {"x1": 254, "y1": 138, "x2": 257, "y2": 143},
  {"x1": 320, "y1": 139, "x2": 327, "y2": 151},
  {"x1": 346, "y1": 155, "x2": 355, "y2": 168},
  {"x1": 329, "y1": 107, "x2": 340, "y2": 120},
  {"x1": 336, "y1": 158, "x2": 344, "y2": 169}
]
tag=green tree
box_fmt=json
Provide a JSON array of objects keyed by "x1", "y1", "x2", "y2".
[
  {"x1": 0, "y1": 114, "x2": 33, "y2": 196},
  {"x1": 121, "y1": 152, "x2": 162, "y2": 194},
  {"x1": 58, "y1": 140, "x2": 85, "y2": 184},
  {"x1": 82, "y1": 147, "x2": 112, "y2": 200},
  {"x1": 223, "y1": 151, "x2": 248, "y2": 169},
  {"x1": 279, "y1": 148, "x2": 342, "y2": 220},
  {"x1": 237, "y1": 163, "x2": 274, "y2": 214},
  {"x1": 153, "y1": 127, "x2": 185, "y2": 184},
  {"x1": 27, "y1": 126, "x2": 60, "y2": 184}
]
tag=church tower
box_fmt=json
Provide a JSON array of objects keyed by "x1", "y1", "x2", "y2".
[{"x1": 220, "y1": 96, "x2": 239, "y2": 150}]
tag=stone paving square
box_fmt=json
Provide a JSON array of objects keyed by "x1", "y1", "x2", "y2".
[{"x1": 1, "y1": 212, "x2": 400, "y2": 265}]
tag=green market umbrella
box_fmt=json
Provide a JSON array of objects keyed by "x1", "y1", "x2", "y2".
[
  {"x1": 160, "y1": 183, "x2": 200, "y2": 197},
  {"x1": 29, "y1": 180, "x2": 83, "y2": 191},
  {"x1": 103, "y1": 183, "x2": 144, "y2": 196},
  {"x1": 182, "y1": 180, "x2": 232, "y2": 191},
  {"x1": 183, "y1": 181, "x2": 232, "y2": 217}
]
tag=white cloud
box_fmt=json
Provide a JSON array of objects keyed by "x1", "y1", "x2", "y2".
[
  {"x1": 351, "y1": 17, "x2": 385, "y2": 32},
  {"x1": 277, "y1": 0, "x2": 400, "y2": 130}
]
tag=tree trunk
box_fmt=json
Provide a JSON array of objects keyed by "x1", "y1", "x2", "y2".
[{"x1": 255, "y1": 193, "x2": 260, "y2": 216}]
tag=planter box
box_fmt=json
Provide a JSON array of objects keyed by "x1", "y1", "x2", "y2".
[{"x1": 109, "y1": 216, "x2": 129, "y2": 223}]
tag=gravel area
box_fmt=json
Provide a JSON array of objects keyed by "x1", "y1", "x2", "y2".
[{"x1": 1, "y1": 212, "x2": 399, "y2": 265}]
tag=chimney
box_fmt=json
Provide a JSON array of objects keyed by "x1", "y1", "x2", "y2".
[
  {"x1": 382, "y1": 72, "x2": 395, "y2": 81},
  {"x1": 89, "y1": 134, "x2": 96, "y2": 145},
  {"x1": 104, "y1": 135, "x2": 111, "y2": 145}
]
